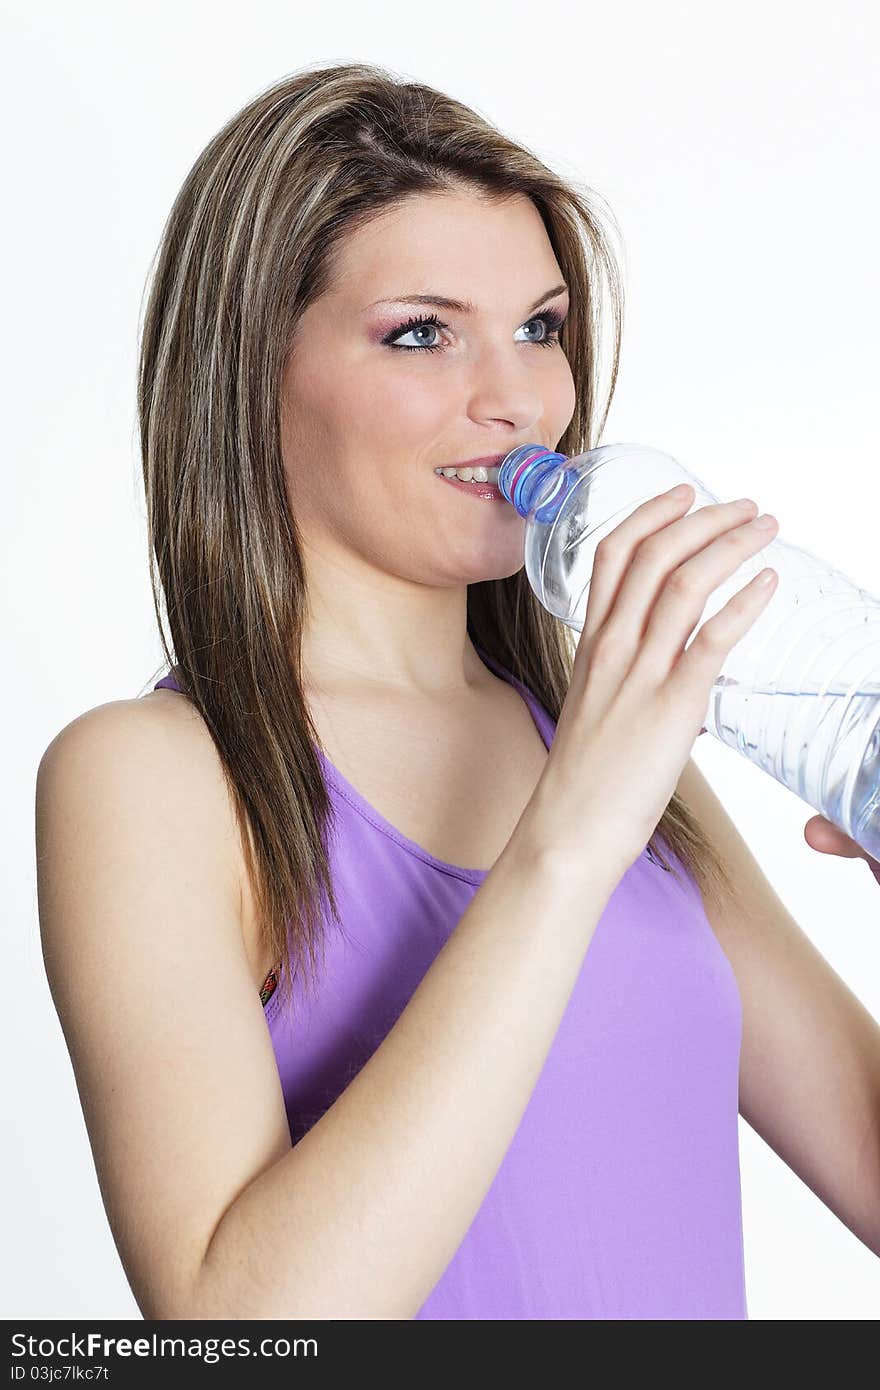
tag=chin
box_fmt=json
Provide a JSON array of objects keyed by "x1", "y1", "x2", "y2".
[{"x1": 466, "y1": 556, "x2": 526, "y2": 586}]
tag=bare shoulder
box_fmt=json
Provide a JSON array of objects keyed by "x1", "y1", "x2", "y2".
[
  {"x1": 42, "y1": 685, "x2": 222, "y2": 767},
  {"x1": 38, "y1": 689, "x2": 251, "y2": 965}
]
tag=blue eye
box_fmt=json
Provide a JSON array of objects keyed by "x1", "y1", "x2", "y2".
[{"x1": 383, "y1": 308, "x2": 567, "y2": 353}]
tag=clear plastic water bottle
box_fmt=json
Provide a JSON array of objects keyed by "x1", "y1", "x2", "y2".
[{"x1": 497, "y1": 442, "x2": 880, "y2": 866}]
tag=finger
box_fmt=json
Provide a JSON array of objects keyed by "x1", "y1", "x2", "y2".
[
  {"x1": 631, "y1": 515, "x2": 779, "y2": 686},
  {"x1": 803, "y1": 815, "x2": 864, "y2": 858},
  {"x1": 581, "y1": 494, "x2": 756, "y2": 661},
  {"x1": 662, "y1": 566, "x2": 779, "y2": 721},
  {"x1": 579, "y1": 484, "x2": 699, "y2": 648}
]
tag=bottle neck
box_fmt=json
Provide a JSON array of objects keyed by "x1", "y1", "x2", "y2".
[{"x1": 498, "y1": 445, "x2": 569, "y2": 518}]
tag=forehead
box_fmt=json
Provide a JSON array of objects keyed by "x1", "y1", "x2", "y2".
[{"x1": 327, "y1": 191, "x2": 563, "y2": 310}]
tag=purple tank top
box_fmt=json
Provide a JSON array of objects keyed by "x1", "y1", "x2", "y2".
[{"x1": 153, "y1": 647, "x2": 747, "y2": 1319}]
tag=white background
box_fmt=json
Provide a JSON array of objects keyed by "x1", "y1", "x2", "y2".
[{"x1": 4, "y1": 0, "x2": 879, "y2": 1320}]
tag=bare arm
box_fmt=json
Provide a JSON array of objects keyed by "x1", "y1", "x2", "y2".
[{"x1": 196, "y1": 834, "x2": 616, "y2": 1320}]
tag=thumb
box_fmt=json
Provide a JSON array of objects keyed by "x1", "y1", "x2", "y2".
[{"x1": 803, "y1": 814, "x2": 863, "y2": 859}]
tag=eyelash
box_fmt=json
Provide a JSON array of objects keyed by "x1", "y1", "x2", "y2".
[{"x1": 383, "y1": 308, "x2": 567, "y2": 353}]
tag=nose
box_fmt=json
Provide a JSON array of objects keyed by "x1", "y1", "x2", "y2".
[{"x1": 465, "y1": 343, "x2": 545, "y2": 434}]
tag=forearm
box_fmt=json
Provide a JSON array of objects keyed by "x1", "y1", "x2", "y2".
[{"x1": 191, "y1": 834, "x2": 618, "y2": 1320}]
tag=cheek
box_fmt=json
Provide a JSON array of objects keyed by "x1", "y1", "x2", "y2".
[
  {"x1": 358, "y1": 363, "x2": 452, "y2": 439},
  {"x1": 551, "y1": 358, "x2": 577, "y2": 427}
]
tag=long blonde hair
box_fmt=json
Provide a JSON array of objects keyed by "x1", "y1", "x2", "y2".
[{"x1": 137, "y1": 60, "x2": 740, "y2": 1019}]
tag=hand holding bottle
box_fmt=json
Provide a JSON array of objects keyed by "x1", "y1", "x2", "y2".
[{"x1": 517, "y1": 486, "x2": 780, "y2": 880}]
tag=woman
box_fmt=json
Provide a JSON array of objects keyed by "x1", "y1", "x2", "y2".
[{"x1": 35, "y1": 60, "x2": 880, "y2": 1321}]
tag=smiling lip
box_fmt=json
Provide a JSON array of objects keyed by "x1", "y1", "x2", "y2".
[{"x1": 436, "y1": 474, "x2": 506, "y2": 502}]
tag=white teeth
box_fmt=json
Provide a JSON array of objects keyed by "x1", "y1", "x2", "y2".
[{"x1": 434, "y1": 465, "x2": 501, "y2": 484}]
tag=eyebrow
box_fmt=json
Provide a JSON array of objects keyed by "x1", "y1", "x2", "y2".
[{"x1": 365, "y1": 283, "x2": 569, "y2": 315}]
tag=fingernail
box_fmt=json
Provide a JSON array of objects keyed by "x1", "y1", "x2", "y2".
[{"x1": 733, "y1": 497, "x2": 756, "y2": 510}]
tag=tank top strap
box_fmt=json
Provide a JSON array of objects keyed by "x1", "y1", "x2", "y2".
[{"x1": 153, "y1": 669, "x2": 184, "y2": 693}]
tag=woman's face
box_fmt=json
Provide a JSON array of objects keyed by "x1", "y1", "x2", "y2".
[{"x1": 279, "y1": 188, "x2": 576, "y2": 589}]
